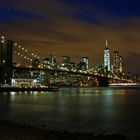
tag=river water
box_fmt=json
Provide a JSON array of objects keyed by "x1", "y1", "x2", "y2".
[{"x1": 0, "y1": 87, "x2": 140, "y2": 139}]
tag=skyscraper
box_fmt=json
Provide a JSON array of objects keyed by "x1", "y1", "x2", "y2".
[
  {"x1": 82, "y1": 57, "x2": 89, "y2": 70},
  {"x1": 61, "y1": 56, "x2": 71, "y2": 69},
  {"x1": 113, "y1": 51, "x2": 123, "y2": 74},
  {"x1": 104, "y1": 39, "x2": 111, "y2": 71},
  {"x1": 49, "y1": 54, "x2": 57, "y2": 67},
  {"x1": 62, "y1": 56, "x2": 71, "y2": 64},
  {"x1": 43, "y1": 54, "x2": 57, "y2": 68},
  {"x1": 119, "y1": 56, "x2": 123, "y2": 73}
]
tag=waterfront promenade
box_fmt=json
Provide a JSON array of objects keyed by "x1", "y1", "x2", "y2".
[{"x1": 0, "y1": 86, "x2": 58, "y2": 92}]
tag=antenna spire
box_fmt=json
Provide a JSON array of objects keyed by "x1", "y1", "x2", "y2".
[{"x1": 105, "y1": 39, "x2": 108, "y2": 47}]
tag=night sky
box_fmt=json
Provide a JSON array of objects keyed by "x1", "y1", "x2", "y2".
[{"x1": 0, "y1": 0, "x2": 140, "y2": 73}]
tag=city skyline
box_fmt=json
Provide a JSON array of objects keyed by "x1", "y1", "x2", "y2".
[
  {"x1": 0, "y1": 0, "x2": 140, "y2": 73},
  {"x1": 3, "y1": 36, "x2": 123, "y2": 72}
]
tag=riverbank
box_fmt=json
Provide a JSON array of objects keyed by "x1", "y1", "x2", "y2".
[{"x1": 0, "y1": 120, "x2": 132, "y2": 140}]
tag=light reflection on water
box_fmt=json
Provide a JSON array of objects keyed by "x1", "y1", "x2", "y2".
[{"x1": 0, "y1": 87, "x2": 140, "y2": 138}]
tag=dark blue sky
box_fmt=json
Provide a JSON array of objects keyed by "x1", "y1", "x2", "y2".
[
  {"x1": 1, "y1": 0, "x2": 140, "y2": 22},
  {"x1": 0, "y1": 0, "x2": 140, "y2": 73},
  {"x1": 63, "y1": 0, "x2": 140, "y2": 16}
]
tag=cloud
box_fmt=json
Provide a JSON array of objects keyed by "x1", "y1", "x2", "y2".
[{"x1": 0, "y1": 0, "x2": 140, "y2": 73}]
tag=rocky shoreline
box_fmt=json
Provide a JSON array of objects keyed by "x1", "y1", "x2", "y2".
[{"x1": 0, "y1": 120, "x2": 133, "y2": 140}]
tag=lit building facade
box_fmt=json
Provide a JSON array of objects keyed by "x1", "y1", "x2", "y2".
[
  {"x1": 43, "y1": 58, "x2": 50, "y2": 67},
  {"x1": 103, "y1": 39, "x2": 111, "y2": 72},
  {"x1": 62, "y1": 56, "x2": 70, "y2": 64},
  {"x1": 119, "y1": 56, "x2": 123, "y2": 73},
  {"x1": 112, "y1": 51, "x2": 123, "y2": 74},
  {"x1": 49, "y1": 54, "x2": 57, "y2": 68},
  {"x1": 43, "y1": 54, "x2": 57, "y2": 68},
  {"x1": 11, "y1": 78, "x2": 37, "y2": 87},
  {"x1": 82, "y1": 57, "x2": 89, "y2": 70},
  {"x1": 61, "y1": 56, "x2": 71, "y2": 69},
  {"x1": 77, "y1": 61, "x2": 86, "y2": 70},
  {"x1": 104, "y1": 48, "x2": 111, "y2": 71}
]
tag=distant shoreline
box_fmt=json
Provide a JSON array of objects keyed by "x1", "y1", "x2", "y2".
[
  {"x1": 0, "y1": 87, "x2": 58, "y2": 92},
  {"x1": 0, "y1": 86, "x2": 140, "y2": 92}
]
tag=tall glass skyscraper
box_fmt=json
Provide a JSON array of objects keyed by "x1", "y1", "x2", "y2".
[
  {"x1": 104, "y1": 39, "x2": 111, "y2": 71},
  {"x1": 82, "y1": 57, "x2": 89, "y2": 70}
]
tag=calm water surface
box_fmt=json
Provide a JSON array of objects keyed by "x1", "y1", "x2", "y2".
[{"x1": 0, "y1": 87, "x2": 140, "y2": 139}]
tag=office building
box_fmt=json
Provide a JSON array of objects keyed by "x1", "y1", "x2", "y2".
[
  {"x1": 104, "y1": 40, "x2": 111, "y2": 71},
  {"x1": 77, "y1": 61, "x2": 87, "y2": 70},
  {"x1": 113, "y1": 51, "x2": 123, "y2": 74},
  {"x1": 49, "y1": 54, "x2": 57, "y2": 67},
  {"x1": 82, "y1": 57, "x2": 89, "y2": 70},
  {"x1": 43, "y1": 54, "x2": 57, "y2": 68},
  {"x1": 61, "y1": 56, "x2": 71, "y2": 69}
]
